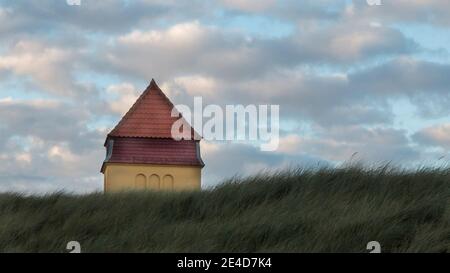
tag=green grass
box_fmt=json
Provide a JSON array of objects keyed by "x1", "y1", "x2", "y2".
[{"x1": 0, "y1": 166, "x2": 449, "y2": 253}]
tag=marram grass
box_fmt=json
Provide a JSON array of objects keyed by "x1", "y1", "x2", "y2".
[{"x1": 0, "y1": 166, "x2": 449, "y2": 253}]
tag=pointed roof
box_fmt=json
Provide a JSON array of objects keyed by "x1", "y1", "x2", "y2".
[{"x1": 108, "y1": 79, "x2": 197, "y2": 140}]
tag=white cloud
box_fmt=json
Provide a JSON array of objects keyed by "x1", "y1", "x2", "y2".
[
  {"x1": 15, "y1": 153, "x2": 32, "y2": 164},
  {"x1": 48, "y1": 145, "x2": 78, "y2": 163},
  {"x1": 0, "y1": 40, "x2": 78, "y2": 96},
  {"x1": 277, "y1": 135, "x2": 302, "y2": 155},
  {"x1": 119, "y1": 21, "x2": 207, "y2": 47},
  {"x1": 106, "y1": 83, "x2": 140, "y2": 115},
  {"x1": 167, "y1": 75, "x2": 218, "y2": 97}
]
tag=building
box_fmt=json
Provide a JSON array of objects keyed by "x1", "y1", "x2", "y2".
[{"x1": 101, "y1": 79, "x2": 204, "y2": 192}]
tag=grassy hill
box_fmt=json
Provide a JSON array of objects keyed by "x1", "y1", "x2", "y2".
[{"x1": 0, "y1": 166, "x2": 449, "y2": 253}]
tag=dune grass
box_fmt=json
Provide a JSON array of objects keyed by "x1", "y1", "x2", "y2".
[{"x1": 0, "y1": 165, "x2": 449, "y2": 253}]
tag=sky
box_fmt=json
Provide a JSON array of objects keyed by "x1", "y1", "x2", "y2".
[{"x1": 0, "y1": 0, "x2": 450, "y2": 193}]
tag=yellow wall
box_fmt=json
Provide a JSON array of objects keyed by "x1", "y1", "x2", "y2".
[{"x1": 103, "y1": 163, "x2": 201, "y2": 192}]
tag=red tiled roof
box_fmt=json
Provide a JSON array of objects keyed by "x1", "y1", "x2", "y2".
[
  {"x1": 101, "y1": 79, "x2": 204, "y2": 173},
  {"x1": 107, "y1": 138, "x2": 204, "y2": 167},
  {"x1": 108, "y1": 79, "x2": 197, "y2": 139}
]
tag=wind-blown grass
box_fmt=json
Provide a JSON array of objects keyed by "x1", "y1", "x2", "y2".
[{"x1": 0, "y1": 166, "x2": 449, "y2": 253}]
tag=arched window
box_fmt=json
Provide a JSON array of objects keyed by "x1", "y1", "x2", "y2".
[
  {"x1": 148, "y1": 174, "x2": 160, "y2": 190},
  {"x1": 135, "y1": 174, "x2": 146, "y2": 189},
  {"x1": 162, "y1": 175, "x2": 174, "y2": 191}
]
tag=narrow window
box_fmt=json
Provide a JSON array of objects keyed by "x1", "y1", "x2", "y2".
[
  {"x1": 105, "y1": 139, "x2": 114, "y2": 161},
  {"x1": 135, "y1": 174, "x2": 146, "y2": 189},
  {"x1": 162, "y1": 175, "x2": 174, "y2": 191},
  {"x1": 148, "y1": 174, "x2": 160, "y2": 190}
]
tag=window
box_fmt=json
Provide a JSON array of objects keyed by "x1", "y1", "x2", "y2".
[
  {"x1": 148, "y1": 174, "x2": 160, "y2": 190},
  {"x1": 162, "y1": 175, "x2": 174, "y2": 191},
  {"x1": 135, "y1": 174, "x2": 146, "y2": 189},
  {"x1": 105, "y1": 139, "x2": 114, "y2": 161}
]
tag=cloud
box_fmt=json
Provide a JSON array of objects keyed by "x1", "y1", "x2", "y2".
[
  {"x1": 163, "y1": 75, "x2": 219, "y2": 98},
  {"x1": 104, "y1": 21, "x2": 273, "y2": 81},
  {"x1": 101, "y1": 18, "x2": 417, "y2": 83},
  {"x1": 106, "y1": 83, "x2": 140, "y2": 115},
  {"x1": 350, "y1": 57, "x2": 450, "y2": 96},
  {"x1": 351, "y1": 0, "x2": 450, "y2": 26},
  {"x1": 172, "y1": 57, "x2": 450, "y2": 128},
  {"x1": 277, "y1": 126, "x2": 419, "y2": 164},
  {"x1": 275, "y1": 22, "x2": 418, "y2": 64},
  {"x1": 201, "y1": 141, "x2": 327, "y2": 187},
  {"x1": 0, "y1": 98, "x2": 104, "y2": 193},
  {"x1": 0, "y1": 0, "x2": 181, "y2": 34},
  {"x1": 0, "y1": 40, "x2": 86, "y2": 97},
  {"x1": 413, "y1": 124, "x2": 450, "y2": 150},
  {"x1": 350, "y1": 57, "x2": 450, "y2": 117},
  {"x1": 220, "y1": 0, "x2": 276, "y2": 12},
  {"x1": 0, "y1": 98, "x2": 93, "y2": 146}
]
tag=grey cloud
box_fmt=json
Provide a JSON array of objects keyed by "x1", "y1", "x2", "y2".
[
  {"x1": 0, "y1": 99, "x2": 105, "y2": 192},
  {"x1": 271, "y1": 24, "x2": 418, "y2": 64},
  {"x1": 413, "y1": 124, "x2": 450, "y2": 150},
  {"x1": 0, "y1": 0, "x2": 216, "y2": 35},
  {"x1": 201, "y1": 141, "x2": 327, "y2": 187},
  {"x1": 350, "y1": 58, "x2": 450, "y2": 117},
  {"x1": 352, "y1": 0, "x2": 450, "y2": 26},
  {"x1": 101, "y1": 21, "x2": 418, "y2": 82},
  {"x1": 281, "y1": 126, "x2": 420, "y2": 165},
  {"x1": 212, "y1": 57, "x2": 450, "y2": 127},
  {"x1": 2, "y1": 2, "x2": 421, "y2": 88},
  {"x1": 0, "y1": 100, "x2": 92, "y2": 146},
  {"x1": 350, "y1": 58, "x2": 450, "y2": 95}
]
